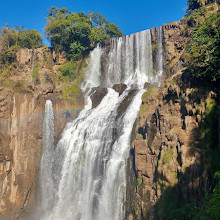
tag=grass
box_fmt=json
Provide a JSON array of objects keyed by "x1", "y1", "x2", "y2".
[
  {"x1": 141, "y1": 86, "x2": 158, "y2": 102},
  {"x1": 137, "y1": 177, "x2": 143, "y2": 186},
  {"x1": 62, "y1": 59, "x2": 87, "y2": 102},
  {"x1": 0, "y1": 79, "x2": 31, "y2": 94},
  {"x1": 32, "y1": 63, "x2": 40, "y2": 81},
  {"x1": 152, "y1": 44, "x2": 158, "y2": 52},
  {"x1": 163, "y1": 149, "x2": 173, "y2": 164},
  {"x1": 0, "y1": 63, "x2": 17, "y2": 79},
  {"x1": 58, "y1": 61, "x2": 77, "y2": 82}
]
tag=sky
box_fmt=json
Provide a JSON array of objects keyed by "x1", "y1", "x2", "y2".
[{"x1": 0, "y1": 0, "x2": 187, "y2": 45}]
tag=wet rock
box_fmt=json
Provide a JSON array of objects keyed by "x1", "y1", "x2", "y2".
[
  {"x1": 113, "y1": 83, "x2": 127, "y2": 95},
  {"x1": 117, "y1": 90, "x2": 137, "y2": 119},
  {"x1": 90, "y1": 86, "x2": 108, "y2": 108},
  {"x1": 144, "y1": 82, "x2": 152, "y2": 90}
]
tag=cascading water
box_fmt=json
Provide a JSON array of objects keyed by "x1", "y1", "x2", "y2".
[
  {"x1": 40, "y1": 100, "x2": 55, "y2": 211},
  {"x1": 38, "y1": 27, "x2": 163, "y2": 220},
  {"x1": 155, "y1": 26, "x2": 163, "y2": 83}
]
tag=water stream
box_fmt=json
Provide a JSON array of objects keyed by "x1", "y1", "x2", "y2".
[{"x1": 39, "y1": 27, "x2": 163, "y2": 220}]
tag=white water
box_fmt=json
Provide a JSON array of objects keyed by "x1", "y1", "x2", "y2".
[
  {"x1": 40, "y1": 100, "x2": 55, "y2": 212},
  {"x1": 39, "y1": 28, "x2": 163, "y2": 220},
  {"x1": 155, "y1": 26, "x2": 163, "y2": 83}
]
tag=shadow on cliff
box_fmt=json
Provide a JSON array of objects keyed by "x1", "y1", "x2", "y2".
[{"x1": 145, "y1": 72, "x2": 220, "y2": 220}]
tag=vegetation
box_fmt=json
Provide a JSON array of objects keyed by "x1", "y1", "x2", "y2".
[
  {"x1": 58, "y1": 61, "x2": 77, "y2": 81},
  {"x1": 163, "y1": 149, "x2": 173, "y2": 164},
  {"x1": 44, "y1": 7, "x2": 123, "y2": 61},
  {"x1": 137, "y1": 177, "x2": 143, "y2": 186},
  {"x1": 183, "y1": 1, "x2": 220, "y2": 84},
  {"x1": 0, "y1": 25, "x2": 44, "y2": 78},
  {"x1": 32, "y1": 63, "x2": 40, "y2": 81},
  {"x1": 0, "y1": 79, "x2": 31, "y2": 93},
  {"x1": 187, "y1": 0, "x2": 219, "y2": 14},
  {"x1": 169, "y1": 171, "x2": 220, "y2": 220},
  {"x1": 186, "y1": 11, "x2": 220, "y2": 82}
]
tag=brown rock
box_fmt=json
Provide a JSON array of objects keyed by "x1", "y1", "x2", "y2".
[
  {"x1": 113, "y1": 83, "x2": 127, "y2": 95},
  {"x1": 90, "y1": 86, "x2": 108, "y2": 108}
]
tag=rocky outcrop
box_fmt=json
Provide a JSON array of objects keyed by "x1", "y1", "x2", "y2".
[
  {"x1": 126, "y1": 17, "x2": 219, "y2": 219},
  {"x1": 113, "y1": 83, "x2": 127, "y2": 95},
  {"x1": 90, "y1": 86, "x2": 108, "y2": 108},
  {"x1": 127, "y1": 72, "x2": 219, "y2": 219},
  {"x1": 162, "y1": 20, "x2": 188, "y2": 77}
]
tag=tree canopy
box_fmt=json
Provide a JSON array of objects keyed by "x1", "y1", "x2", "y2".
[
  {"x1": 187, "y1": 0, "x2": 220, "y2": 13},
  {"x1": 44, "y1": 7, "x2": 123, "y2": 60},
  {"x1": 0, "y1": 26, "x2": 43, "y2": 65},
  {"x1": 186, "y1": 10, "x2": 220, "y2": 82}
]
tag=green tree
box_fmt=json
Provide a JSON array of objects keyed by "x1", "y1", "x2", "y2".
[
  {"x1": 105, "y1": 23, "x2": 123, "y2": 38},
  {"x1": 89, "y1": 12, "x2": 108, "y2": 26},
  {"x1": 187, "y1": 0, "x2": 219, "y2": 13},
  {"x1": 44, "y1": 7, "x2": 123, "y2": 61},
  {"x1": 18, "y1": 29, "x2": 43, "y2": 49},
  {"x1": 44, "y1": 7, "x2": 92, "y2": 60},
  {"x1": 0, "y1": 25, "x2": 43, "y2": 65},
  {"x1": 186, "y1": 11, "x2": 220, "y2": 82}
]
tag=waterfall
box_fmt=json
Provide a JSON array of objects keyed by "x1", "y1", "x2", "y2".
[
  {"x1": 38, "y1": 27, "x2": 163, "y2": 220},
  {"x1": 40, "y1": 100, "x2": 55, "y2": 213},
  {"x1": 155, "y1": 26, "x2": 163, "y2": 83}
]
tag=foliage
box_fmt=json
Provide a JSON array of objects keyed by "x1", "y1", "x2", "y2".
[
  {"x1": 62, "y1": 69, "x2": 84, "y2": 102},
  {"x1": 137, "y1": 177, "x2": 143, "y2": 186},
  {"x1": 0, "y1": 26, "x2": 43, "y2": 50},
  {"x1": 163, "y1": 149, "x2": 173, "y2": 164},
  {"x1": 32, "y1": 63, "x2": 40, "y2": 81},
  {"x1": 187, "y1": 0, "x2": 219, "y2": 14},
  {"x1": 18, "y1": 29, "x2": 43, "y2": 49},
  {"x1": 169, "y1": 171, "x2": 220, "y2": 220},
  {"x1": 58, "y1": 61, "x2": 77, "y2": 81},
  {"x1": 199, "y1": 98, "x2": 218, "y2": 150},
  {"x1": 0, "y1": 25, "x2": 43, "y2": 71},
  {"x1": 197, "y1": 172, "x2": 220, "y2": 220},
  {"x1": 0, "y1": 79, "x2": 31, "y2": 93},
  {"x1": 44, "y1": 7, "x2": 123, "y2": 60},
  {"x1": 170, "y1": 203, "x2": 199, "y2": 219},
  {"x1": 185, "y1": 10, "x2": 220, "y2": 83}
]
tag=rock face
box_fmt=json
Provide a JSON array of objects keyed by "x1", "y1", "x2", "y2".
[
  {"x1": 90, "y1": 86, "x2": 108, "y2": 108},
  {"x1": 126, "y1": 20, "x2": 219, "y2": 219},
  {"x1": 113, "y1": 83, "x2": 127, "y2": 95},
  {"x1": 127, "y1": 74, "x2": 219, "y2": 219},
  {"x1": 0, "y1": 48, "x2": 83, "y2": 220}
]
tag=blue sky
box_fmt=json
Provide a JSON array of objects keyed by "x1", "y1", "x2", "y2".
[{"x1": 0, "y1": 0, "x2": 187, "y2": 45}]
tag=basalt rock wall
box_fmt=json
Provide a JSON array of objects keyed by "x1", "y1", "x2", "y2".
[{"x1": 0, "y1": 48, "x2": 83, "y2": 220}]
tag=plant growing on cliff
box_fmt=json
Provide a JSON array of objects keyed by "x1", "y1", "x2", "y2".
[
  {"x1": 58, "y1": 61, "x2": 77, "y2": 81},
  {"x1": 163, "y1": 149, "x2": 173, "y2": 164},
  {"x1": 137, "y1": 177, "x2": 143, "y2": 186},
  {"x1": 187, "y1": 0, "x2": 219, "y2": 14},
  {"x1": 184, "y1": 6, "x2": 220, "y2": 84},
  {"x1": 190, "y1": 11, "x2": 219, "y2": 81},
  {"x1": 0, "y1": 25, "x2": 44, "y2": 73}
]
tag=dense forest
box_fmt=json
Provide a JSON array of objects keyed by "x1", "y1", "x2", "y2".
[{"x1": 0, "y1": 1, "x2": 220, "y2": 219}]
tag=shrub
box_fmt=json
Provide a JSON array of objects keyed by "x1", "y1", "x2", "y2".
[
  {"x1": 137, "y1": 177, "x2": 143, "y2": 186},
  {"x1": 163, "y1": 149, "x2": 173, "y2": 164}
]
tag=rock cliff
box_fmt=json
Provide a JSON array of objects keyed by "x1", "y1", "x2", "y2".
[
  {"x1": 126, "y1": 20, "x2": 220, "y2": 220},
  {"x1": 0, "y1": 48, "x2": 83, "y2": 219}
]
